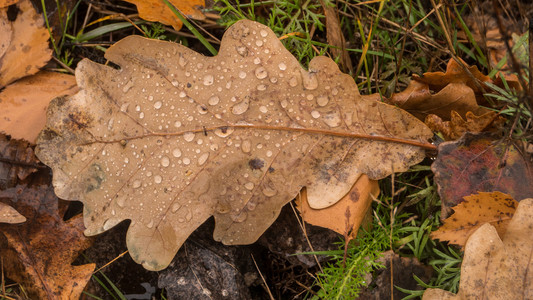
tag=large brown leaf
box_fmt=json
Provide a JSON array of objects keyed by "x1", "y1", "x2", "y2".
[{"x1": 36, "y1": 20, "x2": 433, "y2": 271}]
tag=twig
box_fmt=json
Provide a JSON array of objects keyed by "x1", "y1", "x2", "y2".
[{"x1": 251, "y1": 253, "x2": 275, "y2": 300}]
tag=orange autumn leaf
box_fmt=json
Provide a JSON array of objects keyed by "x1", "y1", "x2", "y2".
[
  {"x1": 425, "y1": 110, "x2": 503, "y2": 141},
  {"x1": 431, "y1": 192, "x2": 518, "y2": 247},
  {"x1": 0, "y1": 71, "x2": 78, "y2": 143},
  {"x1": 123, "y1": 0, "x2": 205, "y2": 31},
  {"x1": 0, "y1": 0, "x2": 52, "y2": 88},
  {"x1": 412, "y1": 58, "x2": 490, "y2": 94},
  {"x1": 296, "y1": 174, "x2": 379, "y2": 239}
]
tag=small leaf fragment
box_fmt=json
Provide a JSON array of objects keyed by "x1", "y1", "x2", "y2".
[
  {"x1": 123, "y1": 0, "x2": 205, "y2": 31},
  {"x1": 0, "y1": 202, "x2": 25, "y2": 223}
]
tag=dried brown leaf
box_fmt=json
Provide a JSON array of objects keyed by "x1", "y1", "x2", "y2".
[
  {"x1": 431, "y1": 192, "x2": 518, "y2": 247},
  {"x1": 296, "y1": 174, "x2": 378, "y2": 238},
  {"x1": 36, "y1": 20, "x2": 433, "y2": 271},
  {"x1": 123, "y1": 0, "x2": 205, "y2": 31},
  {"x1": 0, "y1": 202, "x2": 25, "y2": 223},
  {"x1": 0, "y1": 0, "x2": 52, "y2": 88},
  {"x1": 0, "y1": 134, "x2": 39, "y2": 190},
  {"x1": 0, "y1": 177, "x2": 95, "y2": 299},
  {"x1": 423, "y1": 198, "x2": 533, "y2": 299},
  {"x1": 425, "y1": 110, "x2": 502, "y2": 140},
  {"x1": 0, "y1": 0, "x2": 18, "y2": 8},
  {"x1": 387, "y1": 81, "x2": 488, "y2": 121},
  {"x1": 412, "y1": 58, "x2": 490, "y2": 94},
  {"x1": 319, "y1": 0, "x2": 352, "y2": 73},
  {"x1": 0, "y1": 71, "x2": 78, "y2": 143}
]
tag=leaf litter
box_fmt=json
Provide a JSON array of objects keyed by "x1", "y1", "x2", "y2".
[{"x1": 36, "y1": 20, "x2": 434, "y2": 271}]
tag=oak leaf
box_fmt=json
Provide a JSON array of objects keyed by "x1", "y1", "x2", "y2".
[
  {"x1": 431, "y1": 192, "x2": 518, "y2": 247},
  {"x1": 0, "y1": 71, "x2": 78, "y2": 143},
  {"x1": 123, "y1": 0, "x2": 205, "y2": 31},
  {"x1": 425, "y1": 110, "x2": 502, "y2": 140},
  {"x1": 412, "y1": 58, "x2": 489, "y2": 94},
  {"x1": 0, "y1": 0, "x2": 52, "y2": 88},
  {"x1": 423, "y1": 198, "x2": 533, "y2": 300},
  {"x1": 0, "y1": 176, "x2": 95, "y2": 299},
  {"x1": 36, "y1": 20, "x2": 433, "y2": 271},
  {"x1": 431, "y1": 133, "x2": 533, "y2": 219},
  {"x1": 387, "y1": 81, "x2": 488, "y2": 121},
  {"x1": 296, "y1": 174, "x2": 379, "y2": 239}
]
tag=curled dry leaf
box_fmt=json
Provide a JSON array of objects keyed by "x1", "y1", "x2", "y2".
[
  {"x1": 431, "y1": 191, "x2": 518, "y2": 247},
  {"x1": 296, "y1": 174, "x2": 379, "y2": 239},
  {"x1": 0, "y1": 202, "x2": 25, "y2": 223},
  {"x1": 387, "y1": 81, "x2": 489, "y2": 122},
  {"x1": 412, "y1": 58, "x2": 489, "y2": 94},
  {"x1": 425, "y1": 110, "x2": 502, "y2": 141},
  {"x1": 423, "y1": 198, "x2": 533, "y2": 300},
  {"x1": 431, "y1": 132, "x2": 533, "y2": 219},
  {"x1": 0, "y1": 133, "x2": 39, "y2": 190},
  {"x1": 0, "y1": 0, "x2": 52, "y2": 88},
  {"x1": 36, "y1": 20, "x2": 433, "y2": 271},
  {"x1": 123, "y1": 0, "x2": 205, "y2": 31},
  {"x1": 0, "y1": 71, "x2": 78, "y2": 143}
]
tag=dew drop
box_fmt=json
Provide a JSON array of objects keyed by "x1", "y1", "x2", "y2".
[
  {"x1": 139, "y1": 112, "x2": 144, "y2": 119},
  {"x1": 197, "y1": 105, "x2": 208, "y2": 114},
  {"x1": 120, "y1": 103, "x2": 130, "y2": 112},
  {"x1": 317, "y1": 95, "x2": 329, "y2": 106},
  {"x1": 154, "y1": 175, "x2": 162, "y2": 184},
  {"x1": 280, "y1": 100, "x2": 288, "y2": 108},
  {"x1": 311, "y1": 110, "x2": 321, "y2": 118},
  {"x1": 302, "y1": 72, "x2": 319, "y2": 90},
  {"x1": 259, "y1": 106, "x2": 268, "y2": 113},
  {"x1": 230, "y1": 212, "x2": 247, "y2": 223},
  {"x1": 241, "y1": 140, "x2": 251, "y2": 153},
  {"x1": 116, "y1": 197, "x2": 126, "y2": 207},
  {"x1": 289, "y1": 76, "x2": 298, "y2": 87},
  {"x1": 247, "y1": 201, "x2": 257, "y2": 211},
  {"x1": 183, "y1": 132, "x2": 195, "y2": 142},
  {"x1": 278, "y1": 62, "x2": 287, "y2": 71},
  {"x1": 255, "y1": 67, "x2": 268, "y2": 79},
  {"x1": 266, "y1": 150, "x2": 273, "y2": 157},
  {"x1": 173, "y1": 148, "x2": 182, "y2": 158},
  {"x1": 179, "y1": 91, "x2": 187, "y2": 98},
  {"x1": 214, "y1": 127, "x2": 234, "y2": 137},
  {"x1": 260, "y1": 29, "x2": 268, "y2": 37},
  {"x1": 161, "y1": 156, "x2": 170, "y2": 167},
  {"x1": 132, "y1": 180, "x2": 142, "y2": 189},
  {"x1": 183, "y1": 157, "x2": 191, "y2": 165},
  {"x1": 146, "y1": 220, "x2": 154, "y2": 229},
  {"x1": 257, "y1": 84, "x2": 267, "y2": 91},
  {"x1": 244, "y1": 182, "x2": 254, "y2": 190},
  {"x1": 231, "y1": 99, "x2": 250, "y2": 115},
  {"x1": 154, "y1": 101, "x2": 162, "y2": 109},
  {"x1": 135, "y1": 105, "x2": 141, "y2": 112},
  {"x1": 174, "y1": 121, "x2": 182, "y2": 128},
  {"x1": 236, "y1": 46, "x2": 247, "y2": 56},
  {"x1": 262, "y1": 186, "x2": 277, "y2": 197},
  {"x1": 239, "y1": 71, "x2": 247, "y2": 79},
  {"x1": 323, "y1": 112, "x2": 342, "y2": 128},
  {"x1": 255, "y1": 40, "x2": 263, "y2": 47},
  {"x1": 332, "y1": 88, "x2": 339, "y2": 95},
  {"x1": 122, "y1": 80, "x2": 134, "y2": 92},
  {"x1": 185, "y1": 209, "x2": 193, "y2": 221},
  {"x1": 171, "y1": 202, "x2": 181, "y2": 213},
  {"x1": 197, "y1": 153, "x2": 209, "y2": 166},
  {"x1": 203, "y1": 74, "x2": 214, "y2": 86},
  {"x1": 208, "y1": 96, "x2": 220, "y2": 105}
]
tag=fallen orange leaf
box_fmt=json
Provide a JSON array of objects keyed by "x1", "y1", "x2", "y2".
[{"x1": 123, "y1": 0, "x2": 205, "y2": 31}]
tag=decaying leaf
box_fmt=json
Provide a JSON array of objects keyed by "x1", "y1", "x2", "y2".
[
  {"x1": 432, "y1": 132, "x2": 533, "y2": 218},
  {"x1": 423, "y1": 198, "x2": 533, "y2": 300},
  {"x1": 387, "y1": 80, "x2": 488, "y2": 122},
  {"x1": 0, "y1": 176, "x2": 95, "y2": 299},
  {"x1": 0, "y1": 71, "x2": 78, "y2": 143},
  {"x1": 0, "y1": 202, "x2": 25, "y2": 223},
  {"x1": 36, "y1": 20, "x2": 433, "y2": 271},
  {"x1": 0, "y1": 0, "x2": 19, "y2": 8},
  {"x1": 0, "y1": 0, "x2": 52, "y2": 88},
  {"x1": 296, "y1": 174, "x2": 379, "y2": 239},
  {"x1": 0, "y1": 134, "x2": 39, "y2": 190},
  {"x1": 431, "y1": 192, "x2": 518, "y2": 247},
  {"x1": 425, "y1": 111, "x2": 502, "y2": 140},
  {"x1": 123, "y1": 0, "x2": 205, "y2": 31},
  {"x1": 412, "y1": 58, "x2": 489, "y2": 94}
]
